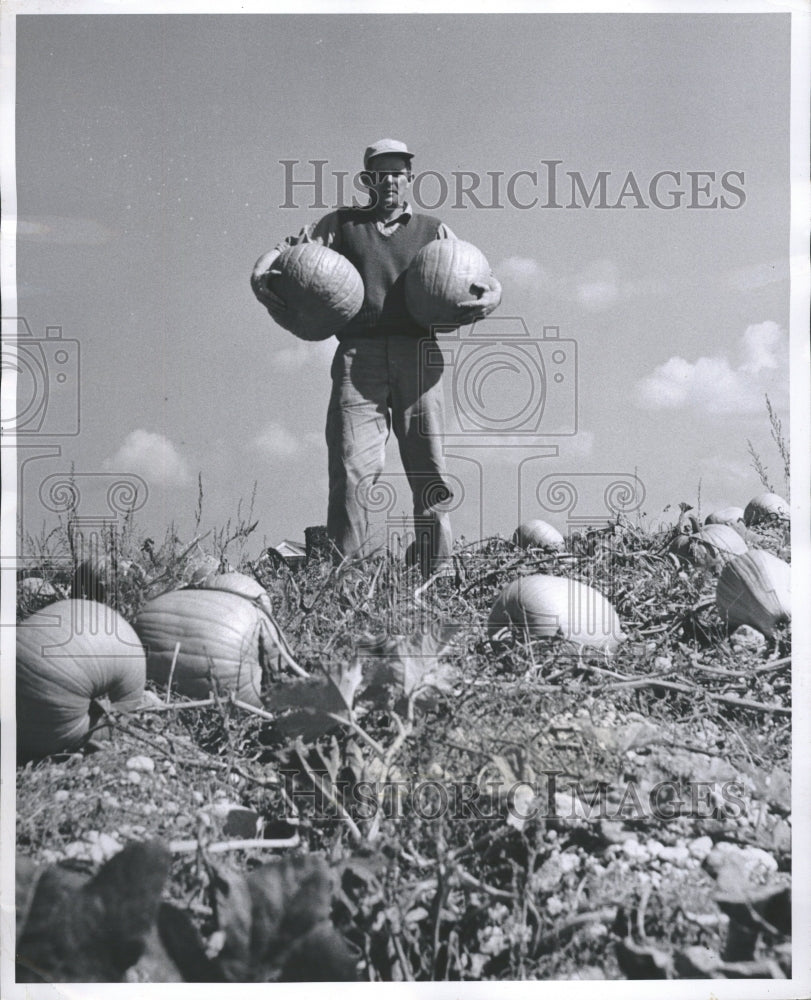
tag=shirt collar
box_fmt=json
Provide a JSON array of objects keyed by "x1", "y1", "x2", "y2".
[{"x1": 370, "y1": 200, "x2": 413, "y2": 225}]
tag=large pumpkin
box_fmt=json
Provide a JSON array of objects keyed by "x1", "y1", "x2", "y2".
[
  {"x1": 272, "y1": 243, "x2": 364, "y2": 342},
  {"x1": 743, "y1": 492, "x2": 789, "y2": 526},
  {"x1": 17, "y1": 600, "x2": 146, "y2": 760},
  {"x1": 404, "y1": 240, "x2": 492, "y2": 328},
  {"x1": 704, "y1": 506, "x2": 745, "y2": 528},
  {"x1": 716, "y1": 550, "x2": 791, "y2": 637},
  {"x1": 70, "y1": 552, "x2": 140, "y2": 604},
  {"x1": 512, "y1": 520, "x2": 565, "y2": 552},
  {"x1": 488, "y1": 574, "x2": 625, "y2": 653},
  {"x1": 668, "y1": 524, "x2": 748, "y2": 570},
  {"x1": 133, "y1": 578, "x2": 286, "y2": 706},
  {"x1": 187, "y1": 570, "x2": 268, "y2": 603}
]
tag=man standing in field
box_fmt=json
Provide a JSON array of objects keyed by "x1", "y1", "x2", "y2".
[{"x1": 251, "y1": 139, "x2": 501, "y2": 579}]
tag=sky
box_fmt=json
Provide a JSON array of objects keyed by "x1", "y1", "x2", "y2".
[{"x1": 9, "y1": 11, "x2": 794, "y2": 557}]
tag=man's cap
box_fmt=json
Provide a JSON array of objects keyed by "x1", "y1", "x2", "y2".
[{"x1": 363, "y1": 138, "x2": 414, "y2": 170}]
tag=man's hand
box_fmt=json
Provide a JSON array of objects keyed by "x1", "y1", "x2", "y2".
[
  {"x1": 455, "y1": 273, "x2": 502, "y2": 325},
  {"x1": 250, "y1": 250, "x2": 288, "y2": 319}
]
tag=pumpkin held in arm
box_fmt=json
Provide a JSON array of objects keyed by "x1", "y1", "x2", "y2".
[
  {"x1": 253, "y1": 243, "x2": 364, "y2": 342},
  {"x1": 404, "y1": 239, "x2": 499, "y2": 329}
]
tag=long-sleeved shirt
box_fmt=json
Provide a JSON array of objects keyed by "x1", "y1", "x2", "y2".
[
  {"x1": 251, "y1": 200, "x2": 502, "y2": 334},
  {"x1": 272, "y1": 201, "x2": 458, "y2": 257}
]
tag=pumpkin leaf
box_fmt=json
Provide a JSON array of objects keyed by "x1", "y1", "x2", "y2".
[
  {"x1": 207, "y1": 863, "x2": 254, "y2": 980},
  {"x1": 15, "y1": 854, "x2": 43, "y2": 942},
  {"x1": 359, "y1": 626, "x2": 460, "y2": 707},
  {"x1": 615, "y1": 937, "x2": 673, "y2": 979},
  {"x1": 128, "y1": 903, "x2": 224, "y2": 983},
  {"x1": 673, "y1": 945, "x2": 723, "y2": 978},
  {"x1": 17, "y1": 842, "x2": 170, "y2": 983},
  {"x1": 210, "y1": 855, "x2": 354, "y2": 981},
  {"x1": 714, "y1": 883, "x2": 791, "y2": 936},
  {"x1": 270, "y1": 657, "x2": 360, "y2": 714},
  {"x1": 264, "y1": 658, "x2": 363, "y2": 740}
]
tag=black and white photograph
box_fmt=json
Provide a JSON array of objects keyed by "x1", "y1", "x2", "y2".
[{"x1": 2, "y1": 1, "x2": 809, "y2": 995}]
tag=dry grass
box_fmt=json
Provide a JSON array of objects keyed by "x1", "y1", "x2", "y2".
[{"x1": 15, "y1": 500, "x2": 792, "y2": 981}]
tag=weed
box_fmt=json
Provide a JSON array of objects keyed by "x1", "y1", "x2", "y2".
[{"x1": 747, "y1": 394, "x2": 790, "y2": 497}]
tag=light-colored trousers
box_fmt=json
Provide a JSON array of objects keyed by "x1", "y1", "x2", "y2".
[{"x1": 326, "y1": 335, "x2": 453, "y2": 578}]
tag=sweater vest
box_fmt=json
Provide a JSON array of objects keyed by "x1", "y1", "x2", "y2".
[{"x1": 336, "y1": 208, "x2": 442, "y2": 340}]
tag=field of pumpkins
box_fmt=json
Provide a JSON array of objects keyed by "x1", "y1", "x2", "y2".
[{"x1": 14, "y1": 490, "x2": 793, "y2": 983}]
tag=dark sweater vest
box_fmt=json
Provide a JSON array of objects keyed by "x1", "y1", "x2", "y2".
[{"x1": 336, "y1": 208, "x2": 442, "y2": 340}]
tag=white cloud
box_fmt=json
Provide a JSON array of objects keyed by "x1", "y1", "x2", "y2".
[
  {"x1": 16, "y1": 215, "x2": 115, "y2": 245},
  {"x1": 725, "y1": 258, "x2": 789, "y2": 292},
  {"x1": 103, "y1": 429, "x2": 190, "y2": 484},
  {"x1": 250, "y1": 421, "x2": 300, "y2": 458},
  {"x1": 635, "y1": 322, "x2": 788, "y2": 414},
  {"x1": 564, "y1": 430, "x2": 595, "y2": 459},
  {"x1": 574, "y1": 260, "x2": 620, "y2": 311},
  {"x1": 499, "y1": 256, "x2": 667, "y2": 313},
  {"x1": 272, "y1": 337, "x2": 336, "y2": 371},
  {"x1": 696, "y1": 455, "x2": 752, "y2": 482},
  {"x1": 303, "y1": 430, "x2": 324, "y2": 448},
  {"x1": 738, "y1": 320, "x2": 783, "y2": 375},
  {"x1": 498, "y1": 256, "x2": 554, "y2": 294},
  {"x1": 476, "y1": 429, "x2": 593, "y2": 464},
  {"x1": 571, "y1": 260, "x2": 669, "y2": 312}
]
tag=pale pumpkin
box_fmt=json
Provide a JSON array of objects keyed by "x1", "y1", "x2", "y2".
[
  {"x1": 743, "y1": 492, "x2": 789, "y2": 526},
  {"x1": 716, "y1": 550, "x2": 791, "y2": 637},
  {"x1": 488, "y1": 574, "x2": 625, "y2": 653},
  {"x1": 18, "y1": 577, "x2": 58, "y2": 601},
  {"x1": 132, "y1": 571, "x2": 304, "y2": 703},
  {"x1": 704, "y1": 507, "x2": 745, "y2": 528},
  {"x1": 71, "y1": 552, "x2": 139, "y2": 603},
  {"x1": 17, "y1": 599, "x2": 146, "y2": 760},
  {"x1": 512, "y1": 520, "x2": 565, "y2": 552},
  {"x1": 133, "y1": 588, "x2": 275, "y2": 706},
  {"x1": 405, "y1": 240, "x2": 492, "y2": 328},
  {"x1": 189, "y1": 572, "x2": 302, "y2": 672},
  {"x1": 668, "y1": 524, "x2": 748, "y2": 569},
  {"x1": 272, "y1": 243, "x2": 364, "y2": 342},
  {"x1": 189, "y1": 570, "x2": 268, "y2": 603}
]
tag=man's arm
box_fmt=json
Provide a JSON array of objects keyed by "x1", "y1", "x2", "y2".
[
  {"x1": 250, "y1": 212, "x2": 342, "y2": 319},
  {"x1": 436, "y1": 224, "x2": 502, "y2": 323},
  {"x1": 456, "y1": 271, "x2": 502, "y2": 323}
]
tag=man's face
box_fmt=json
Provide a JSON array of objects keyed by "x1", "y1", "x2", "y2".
[{"x1": 364, "y1": 153, "x2": 412, "y2": 212}]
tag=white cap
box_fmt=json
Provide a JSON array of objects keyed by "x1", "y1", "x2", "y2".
[{"x1": 363, "y1": 138, "x2": 414, "y2": 169}]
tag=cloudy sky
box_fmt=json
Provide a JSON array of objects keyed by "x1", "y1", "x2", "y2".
[{"x1": 10, "y1": 11, "x2": 793, "y2": 553}]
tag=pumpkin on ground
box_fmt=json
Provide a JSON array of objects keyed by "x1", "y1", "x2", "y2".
[
  {"x1": 271, "y1": 243, "x2": 364, "y2": 342},
  {"x1": 133, "y1": 573, "x2": 300, "y2": 705},
  {"x1": 189, "y1": 570, "x2": 268, "y2": 603},
  {"x1": 488, "y1": 574, "x2": 625, "y2": 653},
  {"x1": 70, "y1": 552, "x2": 140, "y2": 604},
  {"x1": 188, "y1": 571, "x2": 302, "y2": 673},
  {"x1": 17, "y1": 599, "x2": 146, "y2": 760},
  {"x1": 512, "y1": 520, "x2": 565, "y2": 552},
  {"x1": 704, "y1": 506, "x2": 745, "y2": 528},
  {"x1": 743, "y1": 492, "x2": 789, "y2": 526},
  {"x1": 716, "y1": 550, "x2": 791, "y2": 638},
  {"x1": 668, "y1": 524, "x2": 748, "y2": 570},
  {"x1": 18, "y1": 577, "x2": 59, "y2": 601},
  {"x1": 404, "y1": 239, "x2": 493, "y2": 329}
]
